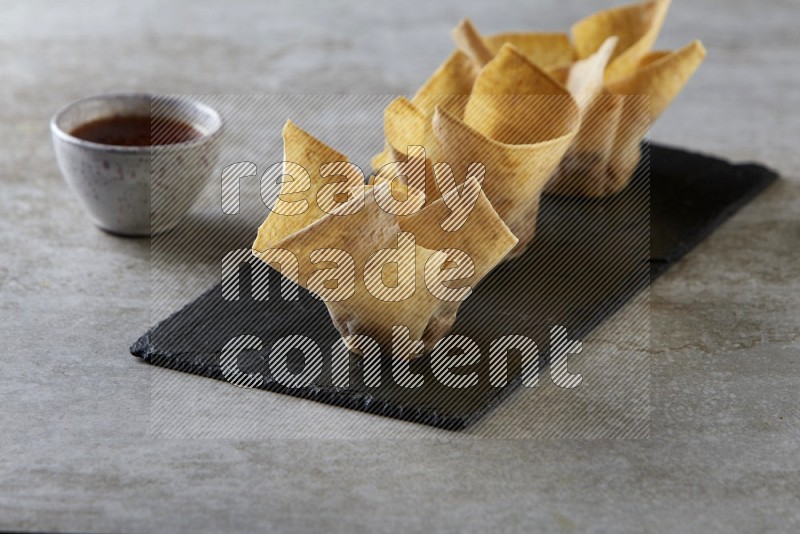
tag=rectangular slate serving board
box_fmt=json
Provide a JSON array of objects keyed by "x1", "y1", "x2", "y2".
[{"x1": 131, "y1": 144, "x2": 778, "y2": 430}]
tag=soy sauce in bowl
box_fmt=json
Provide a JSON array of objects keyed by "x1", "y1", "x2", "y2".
[{"x1": 70, "y1": 115, "x2": 202, "y2": 147}]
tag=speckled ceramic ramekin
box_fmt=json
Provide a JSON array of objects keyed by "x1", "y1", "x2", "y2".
[{"x1": 51, "y1": 93, "x2": 222, "y2": 236}]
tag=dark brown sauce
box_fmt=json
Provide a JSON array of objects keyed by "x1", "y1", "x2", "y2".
[{"x1": 70, "y1": 115, "x2": 202, "y2": 147}]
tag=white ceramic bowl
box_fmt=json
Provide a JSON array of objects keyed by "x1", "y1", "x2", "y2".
[{"x1": 51, "y1": 93, "x2": 223, "y2": 236}]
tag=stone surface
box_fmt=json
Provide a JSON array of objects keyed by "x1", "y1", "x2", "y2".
[{"x1": 1, "y1": 0, "x2": 799, "y2": 532}]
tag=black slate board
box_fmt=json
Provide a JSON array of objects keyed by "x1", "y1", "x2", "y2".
[{"x1": 131, "y1": 144, "x2": 778, "y2": 430}]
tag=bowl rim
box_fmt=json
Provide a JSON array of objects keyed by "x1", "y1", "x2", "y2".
[{"x1": 50, "y1": 92, "x2": 223, "y2": 154}]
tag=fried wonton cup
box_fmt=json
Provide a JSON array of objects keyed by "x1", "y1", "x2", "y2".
[
  {"x1": 253, "y1": 121, "x2": 517, "y2": 357},
  {"x1": 434, "y1": 44, "x2": 580, "y2": 257},
  {"x1": 549, "y1": 0, "x2": 706, "y2": 196},
  {"x1": 374, "y1": 43, "x2": 579, "y2": 259},
  {"x1": 451, "y1": 0, "x2": 706, "y2": 197}
]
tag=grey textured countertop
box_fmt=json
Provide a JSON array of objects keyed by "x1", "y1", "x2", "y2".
[{"x1": 1, "y1": 0, "x2": 798, "y2": 532}]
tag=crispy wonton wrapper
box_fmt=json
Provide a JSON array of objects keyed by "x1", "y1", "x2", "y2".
[
  {"x1": 371, "y1": 50, "x2": 478, "y2": 171},
  {"x1": 550, "y1": 0, "x2": 706, "y2": 196},
  {"x1": 451, "y1": 0, "x2": 706, "y2": 197},
  {"x1": 373, "y1": 42, "x2": 579, "y2": 258},
  {"x1": 431, "y1": 44, "x2": 579, "y2": 257},
  {"x1": 375, "y1": 21, "x2": 576, "y2": 173},
  {"x1": 253, "y1": 121, "x2": 517, "y2": 357}
]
